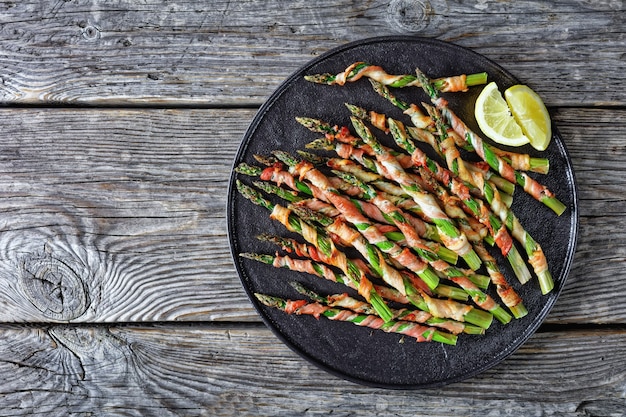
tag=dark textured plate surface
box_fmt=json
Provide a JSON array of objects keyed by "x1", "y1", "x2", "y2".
[{"x1": 227, "y1": 36, "x2": 579, "y2": 389}]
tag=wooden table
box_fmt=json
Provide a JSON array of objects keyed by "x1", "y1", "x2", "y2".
[{"x1": 0, "y1": 1, "x2": 624, "y2": 415}]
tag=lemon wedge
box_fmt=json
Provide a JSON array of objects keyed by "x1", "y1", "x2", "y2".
[
  {"x1": 474, "y1": 82, "x2": 529, "y2": 147},
  {"x1": 505, "y1": 84, "x2": 552, "y2": 151}
]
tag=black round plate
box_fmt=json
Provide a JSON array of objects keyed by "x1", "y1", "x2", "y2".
[{"x1": 227, "y1": 36, "x2": 579, "y2": 389}]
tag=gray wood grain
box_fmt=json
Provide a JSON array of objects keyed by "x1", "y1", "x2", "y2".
[
  {"x1": 0, "y1": 324, "x2": 624, "y2": 416},
  {"x1": 0, "y1": 107, "x2": 622, "y2": 325},
  {"x1": 0, "y1": 0, "x2": 623, "y2": 106}
]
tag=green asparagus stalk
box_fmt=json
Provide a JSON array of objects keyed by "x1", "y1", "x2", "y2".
[
  {"x1": 272, "y1": 150, "x2": 442, "y2": 291},
  {"x1": 290, "y1": 281, "x2": 484, "y2": 335},
  {"x1": 258, "y1": 233, "x2": 470, "y2": 303},
  {"x1": 413, "y1": 68, "x2": 566, "y2": 216},
  {"x1": 367, "y1": 78, "x2": 550, "y2": 175},
  {"x1": 304, "y1": 61, "x2": 487, "y2": 94},
  {"x1": 255, "y1": 292, "x2": 458, "y2": 345},
  {"x1": 349, "y1": 116, "x2": 483, "y2": 272},
  {"x1": 236, "y1": 179, "x2": 394, "y2": 322}
]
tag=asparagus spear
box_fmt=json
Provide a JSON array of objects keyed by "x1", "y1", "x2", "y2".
[
  {"x1": 255, "y1": 292, "x2": 458, "y2": 345},
  {"x1": 290, "y1": 281, "x2": 484, "y2": 335},
  {"x1": 304, "y1": 61, "x2": 487, "y2": 94},
  {"x1": 238, "y1": 158, "x2": 456, "y2": 268},
  {"x1": 258, "y1": 232, "x2": 470, "y2": 303},
  {"x1": 236, "y1": 179, "x2": 394, "y2": 322},
  {"x1": 414, "y1": 68, "x2": 566, "y2": 216},
  {"x1": 349, "y1": 116, "x2": 483, "y2": 272},
  {"x1": 367, "y1": 79, "x2": 550, "y2": 175},
  {"x1": 272, "y1": 150, "x2": 442, "y2": 291},
  {"x1": 334, "y1": 170, "x2": 496, "y2": 293},
  {"x1": 387, "y1": 118, "x2": 532, "y2": 283}
]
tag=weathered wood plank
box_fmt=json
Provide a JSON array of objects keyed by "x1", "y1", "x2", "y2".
[
  {"x1": 0, "y1": 324, "x2": 624, "y2": 416},
  {"x1": 0, "y1": 108, "x2": 254, "y2": 323},
  {"x1": 0, "y1": 107, "x2": 623, "y2": 324},
  {"x1": 0, "y1": 0, "x2": 623, "y2": 106}
]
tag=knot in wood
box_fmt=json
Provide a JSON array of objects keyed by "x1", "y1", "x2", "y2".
[
  {"x1": 81, "y1": 25, "x2": 101, "y2": 41},
  {"x1": 387, "y1": 0, "x2": 433, "y2": 33},
  {"x1": 19, "y1": 253, "x2": 89, "y2": 321}
]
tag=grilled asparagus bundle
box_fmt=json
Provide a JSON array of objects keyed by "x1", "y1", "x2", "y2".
[{"x1": 235, "y1": 63, "x2": 565, "y2": 345}]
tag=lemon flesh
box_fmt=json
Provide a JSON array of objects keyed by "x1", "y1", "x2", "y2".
[
  {"x1": 505, "y1": 85, "x2": 552, "y2": 151},
  {"x1": 474, "y1": 82, "x2": 529, "y2": 147}
]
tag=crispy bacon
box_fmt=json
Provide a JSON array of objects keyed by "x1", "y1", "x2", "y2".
[
  {"x1": 373, "y1": 285, "x2": 409, "y2": 304},
  {"x1": 522, "y1": 172, "x2": 555, "y2": 199},
  {"x1": 493, "y1": 225, "x2": 513, "y2": 256},
  {"x1": 327, "y1": 293, "x2": 372, "y2": 314},
  {"x1": 294, "y1": 302, "x2": 326, "y2": 318},
  {"x1": 404, "y1": 103, "x2": 432, "y2": 129},
  {"x1": 261, "y1": 165, "x2": 297, "y2": 190},
  {"x1": 373, "y1": 198, "x2": 418, "y2": 242},
  {"x1": 376, "y1": 251, "x2": 407, "y2": 296},
  {"x1": 270, "y1": 205, "x2": 292, "y2": 230},
  {"x1": 389, "y1": 322, "x2": 434, "y2": 343},
  {"x1": 285, "y1": 299, "x2": 308, "y2": 314},
  {"x1": 528, "y1": 249, "x2": 549, "y2": 275},
  {"x1": 272, "y1": 255, "x2": 338, "y2": 283},
  {"x1": 369, "y1": 110, "x2": 388, "y2": 133},
  {"x1": 420, "y1": 290, "x2": 471, "y2": 322},
  {"x1": 508, "y1": 152, "x2": 531, "y2": 171},
  {"x1": 470, "y1": 243, "x2": 523, "y2": 310},
  {"x1": 439, "y1": 232, "x2": 472, "y2": 257},
  {"x1": 326, "y1": 158, "x2": 381, "y2": 182},
  {"x1": 394, "y1": 247, "x2": 428, "y2": 274},
  {"x1": 439, "y1": 74, "x2": 468, "y2": 93},
  {"x1": 353, "y1": 275, "x2": 372, "y2": 301},
  {"x1": 295, "y1": 199, "x2": 340, "y2": 218}
]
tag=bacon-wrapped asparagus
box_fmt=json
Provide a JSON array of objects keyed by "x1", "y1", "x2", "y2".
[
  {"x1": 335, "y1": 169, "x2": 516, "y2": 322},
  {"x1": 275, "y1": 145, "x2": 509, "y2": 324},
  {"x1": 414, "y1": 68, "x2": 566, "y2": 216},
  {"x1": 346, "y1": 98, "x2": 552, "y2": 297},
  {"x1": 255, "y1": 293, "x2": 458, "y2": 345},
  {"x1": 349, "y1": 116, "x2": 483, "y2": 272},
  {"x1": 290, "y1": 281, "x2": 484, "y2": 335},
  {"x1": 238, "y1": 179, "x2": 465, "y2": 325},
  {"x1": 272, "y1": 150, "x2": 442, "y2": 291},
  {"x1": 299, "y1": 116, "x2": 483, "y2": 271},
  {"x1": 236, "y1": 179, "x2": 394, "y2": 322},
  {"x1": 257, "y1": 233, "x2": 470, "y2": 302},
  {"x1": 304, "y1": 61, "x2": 487, "y2": 94},
  {"x1": 367, "y1": 78, "x2": 550, "y2": 175}
]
